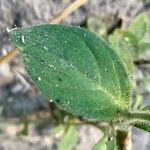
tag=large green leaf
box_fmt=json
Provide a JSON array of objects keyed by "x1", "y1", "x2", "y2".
[
  {"x1": 129, "y1": 13, "x2": 148, "y2": 41},
  {"x1": 9, "y1": 25, "x2": 131, "y2": 121}
]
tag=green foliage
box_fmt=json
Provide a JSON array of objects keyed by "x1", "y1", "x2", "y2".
[
  {"x1": 109, "y1": 13, "x2": 150, "y2": 61},
  {"x1": 93, "y1": 135, "x2": 117, "y2": 150},
  {"x1": 132, "y1": 120, "x2": 150, "y2": 132},
  {"x1": 58, "y1": 125, "x2": 78, "y2": 150},
  {"x1": 141, "y1": 105, "x2": 150, "y2": 111},
  {"x1": 9, "y1": 24, "x2": 132, "y2": 121},
  {"x1": 93, "y1": 136, "x2": 108, "y2": 150},
  {"x1": 51, "y1": 124, "x2": 65, "y2": 137},
  {"x1": 9, "y1": 14, "x2": 150, "y2": 149},
  {"x1": 108, "y1": 29, "x2": 134, "y2": 75},
  {"x1": 87, "y1": 16, "x2": 107, "y2": 36},
  {"x1": 133, "y1": 94, "x2": 142, "y2": 110},
  {"x1": 128, "y1": 13, "x2": 148, "y2": 41},
  {"x1": 17, "y1": 120, "x2": 29, "y2": 137},
  {"x1": 51, "y1": 124, "x2": 78, "y2": 150},
  {"x1": 138, "y1": 42, "x2": 150, "y2": 55},
  {"x1": 107, "y1": 138, "x2": 117, "y2": 150},
  {"x1": 131, "y1": 109, "x2": 150, "y2": 132}
]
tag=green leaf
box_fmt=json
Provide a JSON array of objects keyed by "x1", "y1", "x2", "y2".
[
  {"x1": 58, "y1": 125, "x2": 78, "y2": 150},
  {"x1": 93, "y1": 136, "x2": 108, "y2": 150},
  {"x1": 9, "y1": 25, "x2": 132, "y2": 121},
  {"x1": 138, "y1": 42, "x2": 150, "y2": 52},
  {"x1": 107, "y1": 138, "x2": 117, "y2": 150},
  {"x1": 108, "y1": 29, "x2": 135, "y2": 75},
  {"x1": 87, "y1": 17, "x2": 107, "y2": 36},
  {"x1": 132, "y1": 94, "x2": 142, "y2": 110},
  {"x1": 128, "y1": 110, "x2": 150, "y2": 132},
  {"x1": 132, "y1": 120, "x2": 150, "y2": 132},
  {"x1": 129, "y1": 13, "x2": 148, "y2": 41},
  {"x1": 17, "y1": 120, "x2": 29, "y2": 137},
  {"x1": 50, "y1": 124, "x2": 65, "y2": 137},
  {"x1": 93, "y1": 135, "x2": 117, "y2": 150},
  {"x1": 141, "y1": 105, "x2": 150, "y2": 111},
  {"x1": 129, "y1": 111, "x2": 150, "y2": 122}
]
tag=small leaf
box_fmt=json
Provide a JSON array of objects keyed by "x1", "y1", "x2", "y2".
[
  {"x1": 132, "y1": 120, "x2": 150, "y2": 132},
  {"x1": 128, "y1": 110, "x2": 150, "y2": 132},
  {"x1": 58, "y1": 125, "x2": 78, "y2": 150},
  {"x1": 129, "y1": 13, "x2": 148, "y2": 41},
  {"x1": 50, "y1": 124, "x2": 65, "y2": 137},
  {"x1": 93, "y1": 136, "x2": 108, "y2": 150},
  {"x1": 138, "y1": 42, "x2": 150, "y2": 52},
  {"x1": 93, "y1": 135, "x2": 117, "y2": 150},
  {"x1": 108, "y1": 29, "x2": 135, "y2": 75},
  {"x1": 107, "y1": 138, "x2": 117, "y2": 150},
  {"x1": 130, "y1": 111, "x2": 150, "y2": 121},
  {"x1": 87, "y1": 17, "x2": 107, "y2": 36},
  {"x1": 132, "y1": 94, "x2": 142, "y2": 111},
  {"x1": 9, "y1": 25, "x2": 132, "y2": 121},
  {"x1": 141, "y1": 105, "x2": 150, "y2": 111},
  {"x1": 17, "y1": 120, "x2": 29, "y2": 137}
]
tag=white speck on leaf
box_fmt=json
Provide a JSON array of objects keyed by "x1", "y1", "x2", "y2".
[
  {"x1": 44, "y1": 46, "x2": 48, "y2": 50},
  {"x1": 125, "y1": 37, "x2": 129, "y2": 42},
  {"x1": 21, "y1": 35, "x2": 25, "y2": 44},
  {"x1": 38, "y1": 77, "x2": 41, "y2": 81},
  {"x1": 83, "y1": 33, "x2": 86, "y2": 37},
  {"x1": 50, "y1": 99, "x2": 53, "y2": 102}
]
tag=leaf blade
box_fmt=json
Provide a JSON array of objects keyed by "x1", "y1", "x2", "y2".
[
  {"x1": 93, "y1": 136, "x2": 107, "y2": 150},
  {"x1": 132, "y1": 120, "x2": 150, "y2": 132},
  {"x1": 129, "y1": 13, "x2": 148, "y2": 41},
  {"x1": 9, "y1": 25, "x2": 131, "y2": 121}
]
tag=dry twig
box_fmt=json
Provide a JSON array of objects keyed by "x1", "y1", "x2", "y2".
[
  {"x1": 50, "y1": 0, "x2": 88, "y2": 24},
  {"x1": 0, "y1": 48, "x2": 18, "y2": 64},
  {"x1": 0, "y1": 0, "x2": 88, "y2": 64}
]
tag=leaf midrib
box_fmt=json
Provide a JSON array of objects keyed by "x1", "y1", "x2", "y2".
[
  {"x1": 27, "y1": 49, "x2": 117, "y2": 103},
  {"x1": 15, "y1": 28, "x2": 123, "y2": 105}
]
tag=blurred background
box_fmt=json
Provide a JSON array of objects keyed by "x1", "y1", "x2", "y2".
[{"x1": 0, "y1": 0, "x2": 150, "y2": 149}]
